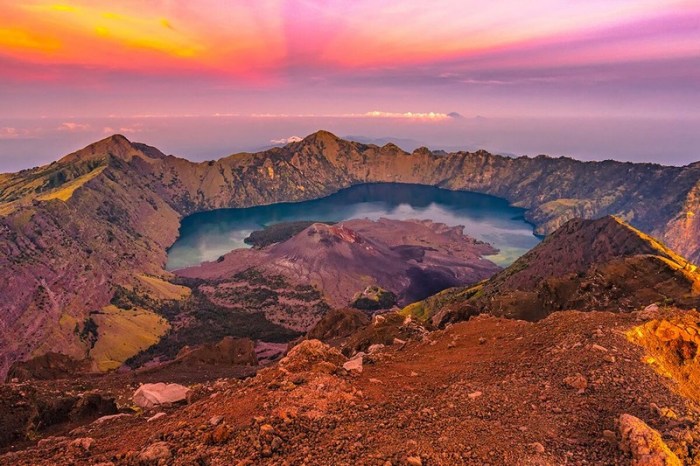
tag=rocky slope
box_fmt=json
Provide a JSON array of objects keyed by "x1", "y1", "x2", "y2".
[
  {"x1": 1, "y1": 131, "x2": 699, "y2": 377},
  {"x1": 405, "y1": 216, "x2": 700, "y2": 325},
  {"x1": 1, "y1": 307, "x2": 698, "y2": 465},
  {"x1": 177, "y1": 218, "x2": 500, "y2": 308}
]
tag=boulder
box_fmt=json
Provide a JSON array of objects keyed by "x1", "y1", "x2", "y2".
[
  {"x1": 618, "y1": 414, "x2": 681, "y2": 466},
  {"x1": 343, "y1": 352, "x2": 365, "y2": 373},
  {"x1": 133, "y1": 383, "x2": 191, "y2": 409},
  {"x1": 278, "y1": 339, "x2": 346, "y2": 373},
  {"x1": 71, "y1": 393, "x2": 118, "y2": 420}
]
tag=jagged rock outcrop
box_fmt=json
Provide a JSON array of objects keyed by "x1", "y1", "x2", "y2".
[
  {"x1": 0, "y1": 386, "x2": 117, "y2": 448},
  {"x1": 173, "y1": 337, "x2": 258, "y2": 366},
  {"x1": 305, "y1": 308, "x2": 371, "y2": 346},
  {"x1": 173, "y1": 337, "x2": 258, "y2": 367},
  {"x1": 626, "y1": 311, "x2": 700, "y2": 402},
  {"x1": 1, "y1": 131, "x2": 699, "y2": 377},
  {"x1": 6, "y1": 353, "x2": 91, "y2": 382},
  {"x1": 406, "y1": 216, "x2": 700, "y2": 324}
]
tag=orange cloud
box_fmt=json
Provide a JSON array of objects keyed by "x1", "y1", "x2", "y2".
[
  {"x1": 0, "y1": 0, "x2": 696, "y2": 81},
  {"x1": 0, "y1": 1, "x2": 286, "y2": 79}
]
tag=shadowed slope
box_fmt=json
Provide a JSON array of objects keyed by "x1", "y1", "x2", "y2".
[{"x1": 405, "y1": 216, "x2": 700, "y2": 325}]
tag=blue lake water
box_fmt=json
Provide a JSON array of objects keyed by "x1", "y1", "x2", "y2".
[{"x1": 166, "y1": 183, "x2": 541, "y2": 270}]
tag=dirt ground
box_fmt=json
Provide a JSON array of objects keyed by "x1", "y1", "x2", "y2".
[{"x1": 1, "y1": 308, "x2": 698, "y2": 465}]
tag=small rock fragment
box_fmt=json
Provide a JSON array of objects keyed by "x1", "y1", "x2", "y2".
[
  {"x1": 69, "y1": 437, "x2": 94, "y2": 452},
  {"x1": 368, "y1": 343, "x2": 385, "y2": 354},
  {"x1": 529, "y1": 442, "x2": 545, "y2": 453},
  {"x1": 138, "y1": 441, "x2": 172, "y2": 462},
  {"x1": 260, "y1": 424, "x2": 275, "y2": 434},
  {"x1": 146, "y1": 412, "x2": 166, "y2": 423},
  {"x1": 603, "y1": 429, "x2": 617, "y2": 444},
  {"x1": 343, "y1": 353, "x2": 364, "y2": 373},
  {"x1": 563, "y1": 373, "x2": 588, "y2": 392},
  {"x1": 93, "y1": 413, "x2": 131, "y2": 424},
  {"x1": 209, "y1": 424, "x2": 232, "y2": 444}
]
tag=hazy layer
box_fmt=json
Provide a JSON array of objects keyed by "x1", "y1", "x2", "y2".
[{"x1": 1, "y1": 115, "x2": 698, "y2": 173}]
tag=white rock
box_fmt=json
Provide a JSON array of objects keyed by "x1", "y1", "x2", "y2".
[
  {"x1": 147, "y1": 412, "x2": 166, "y2": 422},
  {"x1": 367, "y1": 343, "x2": 385, "y2": 354},
  {"x1": 343, "y1": 352, "x2": 365, "y2": 373},
  {"x1": 133, "y1": 383, "x2": 191, "y2": 409},
  {"x1": 93, "y1": 413, "x2": 131, "y2": 424}
]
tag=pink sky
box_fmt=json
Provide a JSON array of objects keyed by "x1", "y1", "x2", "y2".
[{"x1": 1, "y1": 1, "x2": 699, "y2": 169}]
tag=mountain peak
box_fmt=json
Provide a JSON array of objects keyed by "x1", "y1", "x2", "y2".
[
  {"x1": 58, "y1": 134, "x2": 166, "y2": 166},
  {"x1": 58, "y1": 134, "x2": 135, "y2": 164},
  {"x1": 412, "y1": 146, "x2": 433, "y2": 156},
  {"x1": 302, "y1": 130, "x2": 341, "y2": 145}
]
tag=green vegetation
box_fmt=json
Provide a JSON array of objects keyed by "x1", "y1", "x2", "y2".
[
  {"x1": 400, "y1": 282, "x2": 486, "y2": 321},
  {"x1": 77, "y1": 316, "x2": 98, "y2": 350},
  {"x1": 126, "y1": 269, "x2": 328, "y2": 368},
  {"x1": 125, "y1": 289, "x2": 301, "y2": 368},
  {"x1": 233, "y1": 269, "x2": 287, "y2": 288},
  {"x1": 0, "y1": 158, "x2": 105, "y2": 204},
  {"x1": 351, "y1": 286, "x2": 397, "y2": 311},
  {"x1": 110, "y1": 285, "x2": 155, "y2": 310}
]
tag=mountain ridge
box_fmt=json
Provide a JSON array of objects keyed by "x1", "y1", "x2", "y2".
[
  {"x1": 1, "y1": 131, "x2": 699, "y2": 377},
  {"x1": 404, "y1": 215, "x2": 700, "y2": 325}
]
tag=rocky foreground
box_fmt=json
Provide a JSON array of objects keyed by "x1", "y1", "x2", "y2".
[{"x1": 1, "y1": 306, "x2": 698, "y2": 465}]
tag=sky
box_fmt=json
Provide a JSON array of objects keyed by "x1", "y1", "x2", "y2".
[{"x1": 1, "y1": 0, "x2": 699, "y2": 171}]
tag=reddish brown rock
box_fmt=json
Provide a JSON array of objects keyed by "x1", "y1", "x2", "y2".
[{"x1": 618, "y1": 414, "x2": 681, "y2": 466}]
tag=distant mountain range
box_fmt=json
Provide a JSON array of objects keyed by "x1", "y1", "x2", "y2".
[{"x1": 1, "y1": 130, "x2": 699, "y2": 377}]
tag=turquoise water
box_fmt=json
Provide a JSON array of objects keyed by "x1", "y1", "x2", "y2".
[{"x1": 166, "y1": 183, "x2": 540, "y2": 270}]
